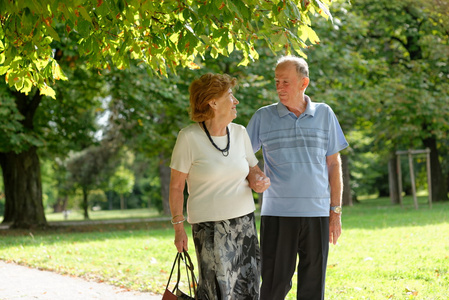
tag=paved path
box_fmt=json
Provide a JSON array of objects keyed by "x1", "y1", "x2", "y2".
[
  {"x1": 0, "y1": 218, "x2": 171, "y2": 299},
  {"x1": 0, "y1": 261, "x2": 162, "y2": 300}
]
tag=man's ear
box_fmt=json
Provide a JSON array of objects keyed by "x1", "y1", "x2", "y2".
[{"x1": 301, "y1": 77, "x2": 310, "y2": 91}]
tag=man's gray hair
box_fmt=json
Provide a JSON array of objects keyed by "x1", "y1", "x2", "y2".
[{"x1": 276, "y1": 56, "x2": 309, "y2": 78}]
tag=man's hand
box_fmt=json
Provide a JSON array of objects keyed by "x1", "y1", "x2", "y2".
[
  {"x1": 253, "y1": 174, "x2": 271, "y2": 193},
  {"x1": 329, "y1": 211, "x2": 342, "y2": 245},
  {"x1": 247, "y1": 165, "x2": 270, "y2": 193}
]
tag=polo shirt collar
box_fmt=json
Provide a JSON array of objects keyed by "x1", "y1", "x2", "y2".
[{"x1": 277, "y1": 95, "x2": 316, "y2": 118}]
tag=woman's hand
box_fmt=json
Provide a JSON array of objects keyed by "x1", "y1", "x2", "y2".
[{"x1": 174, "y1": 225, "x2": 189, "y2": 252}]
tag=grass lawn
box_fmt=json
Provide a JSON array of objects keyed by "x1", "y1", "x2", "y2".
[{"x1": 0, "y1": 196, "x2": 448, "y2": 299}]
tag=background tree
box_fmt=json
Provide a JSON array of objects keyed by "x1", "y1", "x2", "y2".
[
  {"x1": 353, "y1": 0, "x2": 449, "y2": 202},
  {"x1": 0, "y1": 61, "x2": 106, "y2": 227},
  {"x1": 1, "y1": 0, "x2": 333, "y2": 228},
  {"x1": 66, "y1": 140, "x2": 119, "y2": 219},
  {"x1": 302, "y1": 0, "x2": 449, "y2": 202},
  {"x1": 109, "y1": 164, "x2": 135, "y2": 210}
]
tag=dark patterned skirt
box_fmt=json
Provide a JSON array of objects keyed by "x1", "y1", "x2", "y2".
[{"x1": 192, "y1": 212, "x2": 260, "y2": 300}]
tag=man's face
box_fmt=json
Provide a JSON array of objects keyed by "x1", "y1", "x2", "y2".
[{"x1": 275, "y1": 63, "x2": 306, "y2": 107}]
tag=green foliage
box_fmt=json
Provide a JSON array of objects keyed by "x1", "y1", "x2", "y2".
[
  {"x1": 0, "y1": 172, "x2": 3, "y2": 214},
  {"x1": 0, "y1": 66, "x2": 105, "y2": 155},
  {"x1": 303, "y1": 0, "x2": 449, "y2": 150},
  {"x1": 110, "y1": 165, "x2": 135, "y2": 196},
  {"x1": 65, "y1": 141, "x2": 120, "y2": 217},
  {"x1": 346, "y1": 130, "x2": 385, "y2": 196},
  {"x1": 1, "y1": 0, "x2": 336, "y2": 227},
  {"x1": 0, "y1": 0, "x2": 332, "y2": 98},
  {"x1": 88, "y1": 189, "x2": 108, "y2": 207},
  {"x1": 40, "y1": 159, "x2": 59, "y2": 209},
  {"x1": 350, "y1": 0, "x2": 449, "y2": 151},
  {"x1": 299, "y1": 0, "x2": 449, "y2": 199},
  {"x1": 0, "y1": 85, "x2": 44, "y2": 152},
  {"x1": 104, "y1": 63, "x2": 191, "y2": 158},
  {"x1": 36, "y1": 66, "x2": 107, "y2": 156}
]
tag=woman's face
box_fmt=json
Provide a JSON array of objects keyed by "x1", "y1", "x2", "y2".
[{"x1": 212, "y1": 88, "x2": 239, "y2": 122}]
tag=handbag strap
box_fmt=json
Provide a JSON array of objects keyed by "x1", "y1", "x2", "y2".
[
  {"x1": 182, "y1": 251, "x2": 198, "y2": 297},
  {"x1": 165, "y1": 252, "x2": 181, "y2": 291},
  {"x1": 165, "y1": 251, "x2": 198, "y2": 298}
]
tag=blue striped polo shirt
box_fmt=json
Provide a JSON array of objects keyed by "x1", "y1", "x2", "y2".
[{"x1": 246, "y1": 96, "x2": 349, "y2": 217}]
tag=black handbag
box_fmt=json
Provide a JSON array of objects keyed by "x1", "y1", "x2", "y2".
[{"x1": 162, "y1": 251, "x2": 198, "y2": 300}]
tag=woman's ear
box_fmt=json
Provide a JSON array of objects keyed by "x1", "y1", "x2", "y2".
[{"x1": 209, "y1": 100, "x2": 217, "y2": 109}]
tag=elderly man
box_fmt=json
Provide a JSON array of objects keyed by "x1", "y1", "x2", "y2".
[{"x1": 246, "y1": 56, "x2": 349, "y2": 300}]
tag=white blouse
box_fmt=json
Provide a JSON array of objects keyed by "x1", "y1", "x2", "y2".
[{"x1": 170, "y1": 122, "x2": 258, "y2": 223}]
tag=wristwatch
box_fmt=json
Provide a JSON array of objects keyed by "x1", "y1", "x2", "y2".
[{"x1": 330, "y1": 206, "x2": 342, "y2": 214}]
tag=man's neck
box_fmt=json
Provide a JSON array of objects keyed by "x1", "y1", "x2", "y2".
[{"x1": 285, "y1": 97, "x2": 307, "y2": 117}]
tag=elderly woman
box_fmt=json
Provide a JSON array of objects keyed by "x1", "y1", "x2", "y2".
[{"x1": 169, "y1": 73, "x2": 270, "y2": 299}]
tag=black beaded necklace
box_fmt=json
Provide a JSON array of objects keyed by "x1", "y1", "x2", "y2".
[{"x1": 201, "y1": 122, "x2": 230, "y2": 157}]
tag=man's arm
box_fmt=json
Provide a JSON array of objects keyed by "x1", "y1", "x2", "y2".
[{"x1": 327, "y1": 152, "x2": 343, "y2": 245}]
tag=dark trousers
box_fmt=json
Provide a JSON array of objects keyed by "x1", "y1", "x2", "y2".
[{"x1": 260, "y1": 216, "x2": 329, "y2": 300}]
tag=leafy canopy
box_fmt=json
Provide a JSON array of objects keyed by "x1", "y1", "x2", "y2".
[{"x1": 0, "y1": 0, "x2": 332, "y2": 98}]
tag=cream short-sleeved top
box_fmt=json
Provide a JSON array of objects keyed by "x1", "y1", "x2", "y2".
[{"x1": 170, "y1": 122, "x2": 258, "y2": 224}]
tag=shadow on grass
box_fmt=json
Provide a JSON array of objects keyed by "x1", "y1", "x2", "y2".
[
  {"x1": 1, "y1": 196, "x2": 447, "y2": 241},
  {"x1": 0, "y1": 219, "x2": 178, "y2": 243}
]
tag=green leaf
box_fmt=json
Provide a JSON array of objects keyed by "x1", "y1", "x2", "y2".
[
  {"x1": 42, "y1": 61, "x2": 52, "y2": 78},
  {"x1": 43, "y1": 23, "x2": 60, "y2": 42},
  {"x1": 52, "y1": 62, "x2": 68, "y2": 81},
  {"x1": 77, "y1": 19, "x2": 92, "y2": 37},
  {"x1": 39, "y1": 84, "x2": 56, "y2": 99},
  {"x1": 0, "y1": 66, "x2": 9, "y2": 75},
  {"x1": 78, "y1": 6, "x2": 92, "y2": 23},
  {"x1": 237, "y1": 55, "x2": 250, "y2": 66},
  {"x1": 21, "y1": 76, "x2": 33, "y2": 94}
]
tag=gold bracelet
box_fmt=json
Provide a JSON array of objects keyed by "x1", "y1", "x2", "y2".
[
  {"x1": 171, "y1": 218, "x2": 186, "y2": 225},
  {"x1": 171, "y1": 214, "x2": 183, "y2": 221}
]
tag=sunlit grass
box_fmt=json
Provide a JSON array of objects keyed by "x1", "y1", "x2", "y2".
[
  {"x1": 286, "y1": 196, "x2": 449, "y2": 299},
  {"x1": 0, "y1": 196, "x2": 448, "y2": 299}
]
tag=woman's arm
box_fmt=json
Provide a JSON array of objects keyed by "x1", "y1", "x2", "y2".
[{"x1": 169, "y1": 168, "x2": 189, "y2": 252}]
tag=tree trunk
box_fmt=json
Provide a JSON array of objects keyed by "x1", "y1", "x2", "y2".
[
  {"x1": 423, "y1": 137, "x2": 448, "y2": 202},
  {"x1": 120, "y1": 194, "x2": 126, "y2": 210},
  {"x1": 82, "y1": 187, "x2": 89, "y2": 219},
  {"x1": 53, "y1": 196, "x2": 68, "y2": 213},
  {"x1": 341, "y1": 154, "x2": 353, "y2": 206},
  {"x1": 159, "y1": 157, "x2": 171, "y2": 215},
  {"x1": 388, "y1": 153, "x2": 400, "y2": 205},
  {"x1": 0, "y1": 147, "x2": 47, "y2": 228}
]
